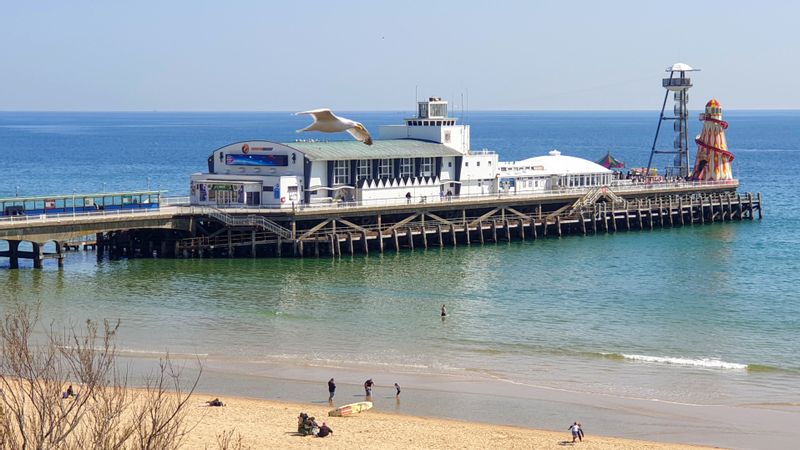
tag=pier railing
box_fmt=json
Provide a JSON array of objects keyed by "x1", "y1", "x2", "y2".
[{"x1": 0, "y1": 180, "x2": 738, "y2": 224}]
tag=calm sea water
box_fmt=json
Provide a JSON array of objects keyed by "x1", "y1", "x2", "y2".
[{"x1": 1, "y1": 111, "x2": 799, "y2": 444}]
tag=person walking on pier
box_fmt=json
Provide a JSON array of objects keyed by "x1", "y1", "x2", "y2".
[
  {"x1": 327, "y1": 378, "x2": 336, "y2": 403},
  {"x1": 405, "y1": 192, "x2": 412, "y2": 204}
]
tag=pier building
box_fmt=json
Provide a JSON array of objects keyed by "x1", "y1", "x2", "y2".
[{"x1": 190, "y1": 97, "x2": 616, "y2": 209}]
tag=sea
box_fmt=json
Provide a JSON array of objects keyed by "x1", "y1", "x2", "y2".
[{"x1": 1, "y1": 110, "x2": 799, "y2": 449}]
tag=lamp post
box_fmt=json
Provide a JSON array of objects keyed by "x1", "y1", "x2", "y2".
[
  {"x1": 102, "y1": 182, "x2": 106, "y2": 192},
  {"x1": 15, "y1": 185, "x2": 19, "y2": 197},
  {"x1": 72, "y1": 190, "x2": 76, "y2": 217}
]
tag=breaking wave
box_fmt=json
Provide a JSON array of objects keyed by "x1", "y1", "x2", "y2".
[{"x1": 618, "y1": 353, "x2": 748, "y2": 370}]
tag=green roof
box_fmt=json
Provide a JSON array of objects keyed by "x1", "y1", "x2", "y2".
[{"x1": 282, "y1": 139, "x2": 462, "y2": 161}]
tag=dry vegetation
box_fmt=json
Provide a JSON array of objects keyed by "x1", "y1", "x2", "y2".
[{"x1": 0, "y1": 304, "x2": 206, "y2": 450}]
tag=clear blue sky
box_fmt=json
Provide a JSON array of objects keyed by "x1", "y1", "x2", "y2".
[{"x1": 2, "y1": 0, "x2": 796, "y2": 111}]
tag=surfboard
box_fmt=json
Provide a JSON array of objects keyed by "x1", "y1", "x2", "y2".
[{"x1": 328, "y1": 401, "x2": 373, "y2": 417}]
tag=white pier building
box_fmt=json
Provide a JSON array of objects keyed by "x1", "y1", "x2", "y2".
[{"x1": 189, "y1": 97, "x2": 611, "y2": 208}]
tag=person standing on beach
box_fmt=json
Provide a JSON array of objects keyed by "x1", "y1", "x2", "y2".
[
  {"x1": 328, "y1": 378, "x2": 336, "y2": 403},
  {"x1": 568, "y1": 422, "x2": 582, "y2": 443},
  {"x1": 394, "y1": 382, "x2": 401, "y2": 397},
  {"x1": 364, "y1": 378, "x2": 374, "y2": 396}
]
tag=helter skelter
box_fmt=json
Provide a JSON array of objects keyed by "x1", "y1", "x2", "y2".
[{"x1": 691, "y1": 99, "x2": 735, "y2": 181}]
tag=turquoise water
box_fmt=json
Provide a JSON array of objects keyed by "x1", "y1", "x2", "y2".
[{"x1": 1, "y1": 111, "x2": 799, "y2": 446}]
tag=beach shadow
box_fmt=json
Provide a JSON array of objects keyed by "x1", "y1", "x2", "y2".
[
  {"x1": 557, "y1": 441, "x2": 575, "y2": 446},
  {"x1": 309, "y1": 400, "x2": 329, "y2": 404},
  {"x1": 285, "y1": 432, "x2": 308, "y2": 437}
]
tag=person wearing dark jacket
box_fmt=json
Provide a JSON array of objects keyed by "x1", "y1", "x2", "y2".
[
  {"x1": 328, "y1": 378, "x2": 336, "y2": 402},
  {"x1": 316, "y1": 422, "x2": 333, "y2": 438}
]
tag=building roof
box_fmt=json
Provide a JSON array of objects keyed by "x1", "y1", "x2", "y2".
[
  {"x1": 666, "y1": 62, "x2": 699, "y2": 72},
  {"x1": 498, "y1": 150, "x2": 612, "y2": 176},
  {"x1": 283, "y1": 139, "x2": 462, "y2": 161}
]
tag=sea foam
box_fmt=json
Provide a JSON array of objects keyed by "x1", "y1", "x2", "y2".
[{"x1": 620, "y1": 354, "x2": 747, "y2": 370}]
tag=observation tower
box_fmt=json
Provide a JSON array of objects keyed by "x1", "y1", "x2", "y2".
[{"x1": 647, "y1": 63, "x2": 699, "y2": 178}]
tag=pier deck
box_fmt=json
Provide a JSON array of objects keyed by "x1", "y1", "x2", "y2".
[{"x1": 0, "y1": 181, "x2": 761, "y2": 268}]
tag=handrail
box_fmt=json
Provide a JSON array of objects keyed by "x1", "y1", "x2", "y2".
[{"x1": 205, "y1": 208, "x2": 292, "y2": 239}]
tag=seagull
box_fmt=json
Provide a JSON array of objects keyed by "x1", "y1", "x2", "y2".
[{"x1": 295, "y1": 109, "x2": 373, "y2": 145}]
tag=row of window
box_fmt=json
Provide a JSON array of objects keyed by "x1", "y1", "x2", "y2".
[
  {"x1": 407, "y1": 120, "x2": 456, "y2": 127},
  {"x1": 560, "y1": 174, "x2": 612, "y2": 187},
  {"x1": 333, "y1": 158, "x2": 434, "y2": 185}
]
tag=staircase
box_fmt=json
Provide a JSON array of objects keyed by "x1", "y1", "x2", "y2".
[
  {"x1": 570, "y1": 186, "x2": 626, "y2": 211},
  {"x1": 206, "y1": 209, "x2": 292, "y2": 239}
]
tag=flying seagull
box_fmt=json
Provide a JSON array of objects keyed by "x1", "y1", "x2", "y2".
[{"x1": 295, "y1": 109, "x2": 373, "y2": 145}]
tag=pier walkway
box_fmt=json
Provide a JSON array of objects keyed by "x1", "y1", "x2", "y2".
[{"x1": 0, "y1": 181, "x2": 761, "y2": 268}]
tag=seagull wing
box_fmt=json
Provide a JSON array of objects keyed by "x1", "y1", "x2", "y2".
[
  {"x1": 295, "y1": 109, "x2": 338, "y2": 132},
  {"x1": 347, "y1": 123, "x2": 373, "y2": 145}
]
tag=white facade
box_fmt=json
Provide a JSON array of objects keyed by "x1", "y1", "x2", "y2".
[
  {"x1": 189, "y1": 98, "x2": 616, "y2": 208},
  {"x1": 497, "y1": 150, "x2": 613, "y2": 194}
]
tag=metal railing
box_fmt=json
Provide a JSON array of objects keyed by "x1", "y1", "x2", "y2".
[
  {"x1": 205, "y1": 208, "x2": 292, "y2": 239},
  {"x1": 1, "y1": 180, "x2": 741, "y2": 226}
]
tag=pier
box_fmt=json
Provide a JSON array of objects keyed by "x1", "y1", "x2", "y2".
[{"x1": 0, "y1": 182, "x2": 762, "y2": 268}]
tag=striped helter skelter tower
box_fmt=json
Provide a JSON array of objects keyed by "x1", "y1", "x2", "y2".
[{"x1": 691, "y1": 99, "x2": 734, "y2": 181}]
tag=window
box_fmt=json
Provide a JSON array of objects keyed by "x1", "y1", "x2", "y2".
[
  {"x1": 444, "y1": 131, "x2": 451, "y2": 143},
  {"x1": 465, "y1": 162, "x2": 469, "y2": 167},
  {"x1": 399, "y1": 158, "x2": 413, "y2": 177},
  {"x1": 436, "y1": 121, "x2": 442, "y2": 126},
  {"x1": 378, "y1": 158, "x2": 393, "y2": 178},
  {"x1": 477, "y1": 161, "x2": 481, "y2": 167},
  {"x1": 448, "y1": 162, "x2": 452, "y2": 167},
  {"x1": 356, "y1": 159, "x2": 371, "y2": 181},
  {"x1": 333, "y1": 160, "x2": 349, "y2": 185},
  {"x1": 420, "y1": 157, "x2": 433, "y2": 177}
]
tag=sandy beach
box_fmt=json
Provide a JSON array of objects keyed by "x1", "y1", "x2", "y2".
[{"x1": 182, "y1": 393, "x2": 718, "y2": 450}]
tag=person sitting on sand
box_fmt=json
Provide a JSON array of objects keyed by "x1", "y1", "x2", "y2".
[
  {"x1": 62, "y1": 385, "x2": 76, "y2": 399},
  {"x1": 299, "y1": 415, "x2": 319, "y2": 436},
  {"x1": 297, "y1": 413, "x2": 308, "y2": 433},
  {"x1": 205, "y1": 398, "x2": 224, "y2": 407},
  {"x1": 316, "y1": 422, "x2": 333, "y2": 438},
  {"x1": 309, "y1": 416, "x2": 320, "y2": 435}
]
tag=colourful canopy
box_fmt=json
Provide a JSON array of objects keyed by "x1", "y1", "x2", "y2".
[{"x1": 596, "y1": 152, "x2": 625, "y2": 169}]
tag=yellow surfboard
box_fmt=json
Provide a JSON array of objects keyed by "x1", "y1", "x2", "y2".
[{"x1": 328, "y1": 401, "x2": 373, "y2": 417}]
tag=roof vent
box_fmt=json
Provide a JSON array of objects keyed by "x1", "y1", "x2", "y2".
[{"x1": 549, "y1": 149, "x2": 561, "y2": 156}]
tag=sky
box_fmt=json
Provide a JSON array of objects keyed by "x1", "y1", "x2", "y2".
[{"x1": 1, "y1": 0, "x2": 798, "y2": 111}]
